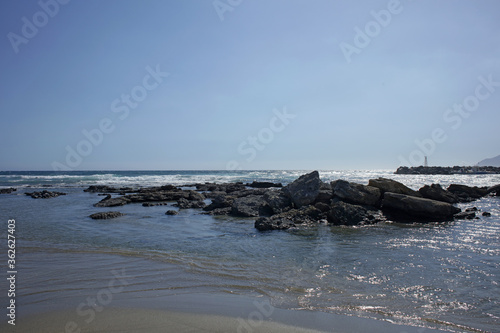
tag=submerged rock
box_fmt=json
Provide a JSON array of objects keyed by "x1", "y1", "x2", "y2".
[
  {"x1": 165, "y1": 210, "x2": 179, "y2": 215},
  {"x1": 382, "y1": 192, "x2": 461, "y2": 221},
  {"x1": 89, "y1": 211, "x2": 124, "y2": 219},
  {"x1": 25, "y1": 190, "x2": 66, "y2": 199}
]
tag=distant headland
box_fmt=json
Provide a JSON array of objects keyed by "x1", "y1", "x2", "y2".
[{"x1": 395, "y1": 166, "x2": 500, "y2": 175}]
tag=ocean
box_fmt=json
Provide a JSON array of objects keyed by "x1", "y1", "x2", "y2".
[{"x1": 0, "y1": 170, "x2": 499, "y2": 332}]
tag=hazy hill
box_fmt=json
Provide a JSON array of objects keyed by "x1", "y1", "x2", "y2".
[{"x1": 477, "y1": 155, "x2": 500, "y2": 167}]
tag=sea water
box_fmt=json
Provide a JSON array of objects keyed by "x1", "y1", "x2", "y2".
[{"x1": 0, "y1": 170, "x2": 498, "y2": 332}]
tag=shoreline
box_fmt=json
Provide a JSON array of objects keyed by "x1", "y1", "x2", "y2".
[{"x1": 3, "y1": 249, "x2": 452, "y2": 333}]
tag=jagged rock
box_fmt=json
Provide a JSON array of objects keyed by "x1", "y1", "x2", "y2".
[
  {"x1": 487, "y1": 184, "x2": 500, "y2": 195},
  {"x1": 418, "y1": 184, "x2": 458, "y2": 203},
  {"x1": 326, "y1": 201, "x2": 374, "y2": 225},
  {"x1": 331, "y1": 180, "x2": 381, "y2": 207},
  {"x1": 255, "y1": 217, "x2": 295, "y2": 231},
  {"x1": 454, "y1": 211, "x2": 476, "y2": 220},
  {"x1": 231, "y1": 195, "x2": 268, "y2": 217},
  {"x1": 283, "y1": 171, "x2": 321, "y2": 208},
  {"x1": 195, "y1": 182, "x2": 246, "y2": 193},
  {"x1": 314, "y1": 202, "x2": 330, "y2": 213},
  {"x1": 175, "y1": 198, "x2": 206, "y2": 209},
  {"x1": 165, "y1": 210, "x2": 179, "y2": 215},
  {"x1": 84, "y1": 185, "x2": 134, "y2": 193},
  {"x1": 263, "y1": 190, "x2": 292, "y2": 214},
  {"x1": 142, "y1": 202, "x2": 168, "y2": 207},
  {"x1": 254, "y1": 206, "x2": 322, "y2": 231},
  {"x1": 25, "y1": 190, "x2": 66, "y2": 199},
  {"x1": 246, "y1": 181, "x2": 282, "y2": 188},
  {"x1": 382, "y1": 192, "x2": 461, "y2": 221},
  {"x1": 0, "y1": 187, "x2": 16, "y2": 194},
  {"x1": 89, "y1": 211, "x2": 124, "y2": 219},
  {"x1": 202, "y1": 207, "x2": 232, "y2": 216},
  {"x1": 368, "y1": 178, "x2": 420, "y2": 197},
  {"x1": 203, "y1": 194, "x2": 234, "y2": 211},
  {"x1": 447, "y1": 184, "x2": 489, "y2": 202}
]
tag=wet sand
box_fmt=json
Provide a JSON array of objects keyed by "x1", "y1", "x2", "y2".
[{"x1": 1, "y1": 250, "x2": 448, "y2": 333}]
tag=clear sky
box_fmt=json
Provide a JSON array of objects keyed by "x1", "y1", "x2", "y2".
[{"x1": 1, "y1": 0, "x2": 499, "y2": 171}]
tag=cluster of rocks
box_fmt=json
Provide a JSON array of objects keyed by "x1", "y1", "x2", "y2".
[
  {"x1": 395, "y1": 166, "x2": 500, "y2": 175},
  {"x1": 81, "y1": 173, "x2": 498, "y2": 225},
  {"x1": 25, "y1": 190, "x2": 67, "y2": 199},
  {"x1": 0, "y1": 187, "x2": 16, "y2": 194}
]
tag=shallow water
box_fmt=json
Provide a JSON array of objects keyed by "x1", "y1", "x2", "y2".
[{"x1": 0, "y1": 170, "x2": 499, "y2": 332}]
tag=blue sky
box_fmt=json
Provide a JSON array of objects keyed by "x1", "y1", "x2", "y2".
[{"x1": 1, "y1": 0, "x2": 499, "y2": 171}]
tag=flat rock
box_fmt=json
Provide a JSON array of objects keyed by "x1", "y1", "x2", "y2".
[
  {"x1": 368, "y1": 178, "x2": 420, "y2": 197},
  {"x1": 332, "y1": 180, "x2": 381, "y2": 207},
  {"x1": 382, "y1": 192, "x2": 461, "y2": 221},
  {"x1": 0, "y1": 187, "x2": 16, "y2": 194},
  {"x1": 231, "y1": 195, "x2": 267, "y2": 217},
  {"x1": 25, "y1": 190, "x2": 66, "y2": 199},
  {"x1": 89, "y1": 211, "x2": 124, "y2": 219}
]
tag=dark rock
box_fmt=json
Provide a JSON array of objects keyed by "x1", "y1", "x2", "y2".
[
  {"x1": 89, "y1": 211, "x2": 124, "y2": 219},
  {"x1": 165, "y1": 210, "x2": 179, "y2": 215},
  {"x1": 283, "y1": 171, "x2": 321, "y2": 208},
  {"x1": 254, "y1": 206, "x2": 323, "y2": 231},
  {"x1": 84, "y1": 185, "x2": 134, "y2": 193},
  {"x1": 25, "y1": 190, "x2": 66, "y2": 199},
  {"x1": 482, "y1": 212, "x2": 491, "y2": 217},
  {"x1": 142, "y1": 202, "x2": 168, "y2": 207},
  {"x1": 231, "y1": 195, "x2": 267, "y2": 217},
  {"x1": 418, "y1": 184, "x2": 459, "y2": 203},
  {"x1": 202, "y1": 207, "x2": 232, "y2": 216},
  {"x1": 255, "y1": 217, "x2": 295, "y2": 231},
  {"x1": 454, "y1": 211, "x2": 476, "y2": 220},
  {"x1": 487, "y1": 184, "x2": 500, "y2": 196},
  {"x1": 175, "y1": 198, "x2": 206, "y2": 209},
  {"x1": 465, "y1": 207, "x2": 478, "y2": 212},
  {"x1": 263, "y1": 190, "x2": 292, "y2": 214},
  {"x1": 314, "y1": 202, "x2": 331, "y2": 213},
  {"x1": 368, "y1": 178, "x2": 420, "y2": 197},
  {"x1": 246, "y1": 181, "x2": 282, "y2": 188},
  {"x1": 94, "y1": 195, "x2": 130, "y2": 207},
  {"x1": 447, "y1": 184, "x2": 489, "y2": 202},
  {"x1": 331, "y1": 180, "x2": 381, "y2": 207},
  {"x1": 203, "y1": 195, "x2": 234, "y2": 211},
  {"x1": 382, "y1": 192, "x2": 461, "y2": 221},
  {"x1": 0, "y1": 187, "x2": 16, "y2": 194},
  {"x1": 196, "y1": 182, "x2": 246, "y2": 193},
  {"x1": 395, "y1": 165, "x2": 500, "y2": 175},
  {"x1": 326, "y1": 201, "x2": 375, "y2": 225}
]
